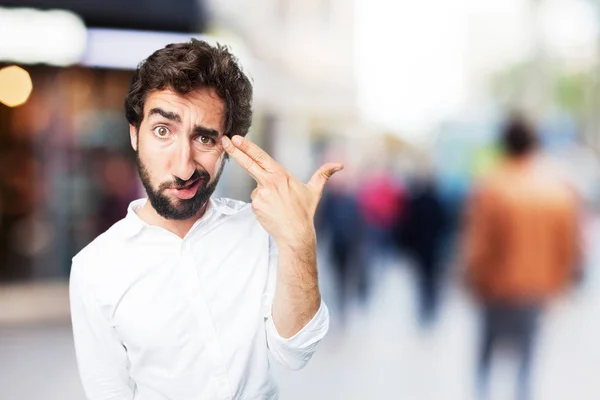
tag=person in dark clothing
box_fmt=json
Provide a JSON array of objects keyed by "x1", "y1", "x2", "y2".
[
  {"x1": 319, "y1": 185, "x2": 366, "y2": 325},
  {"x1": 399, "y1": 177, "x2": 447, "y2": 327}
]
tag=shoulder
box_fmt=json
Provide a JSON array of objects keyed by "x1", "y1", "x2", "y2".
[
  {"x1": 469, "y1": 173, "x2": 495, "y2": 198},
  {"x1": 70, "y1": 218, "x2": 129, "y2": 285}
]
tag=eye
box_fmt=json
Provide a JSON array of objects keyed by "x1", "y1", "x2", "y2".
[
  {"x1": 153, "y1": 126, "x2": 170, "y2": 138},
  {"x1": 198, "y1": 135, "x2": 214, "y2": 145}
]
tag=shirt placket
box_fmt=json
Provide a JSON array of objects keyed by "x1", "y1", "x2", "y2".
[{"x1": 178, "y1": 239, "x2": 233, "y2": 400}]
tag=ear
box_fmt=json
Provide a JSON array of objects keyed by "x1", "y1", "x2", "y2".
[{"x1": 129, "y1": 124, "x2": 138, "y2": 151}]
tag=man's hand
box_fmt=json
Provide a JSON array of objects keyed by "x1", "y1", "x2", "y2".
[
  {"x1": 222, "y1": 135, "x2": 343, "y2": 249},
  {"x1": 222, "y1": 134, "x2": 342, "y2": 338}
]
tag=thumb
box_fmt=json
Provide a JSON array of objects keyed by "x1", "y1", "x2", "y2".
[{"x1": 307, "y1": 162, "x2": 344, "y2": 194}]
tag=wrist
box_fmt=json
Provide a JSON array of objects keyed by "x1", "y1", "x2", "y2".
[{"x1": 275, "y1": 227, "x2": 316, "y2": 254}]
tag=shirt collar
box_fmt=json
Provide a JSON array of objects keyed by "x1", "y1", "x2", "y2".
[{"x1": 118, "y1": 197, "x2": 242, "y2": 239}]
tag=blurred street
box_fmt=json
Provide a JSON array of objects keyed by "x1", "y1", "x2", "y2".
[
  {"x1": 2, "y1": 214, "x2": 600, "y2": 400},
  {"x1": 2, "y1": 1, "x2": 600, "y2": 399}
]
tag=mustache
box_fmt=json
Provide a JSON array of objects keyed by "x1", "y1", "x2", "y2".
[{"x1": 159, "y1": 169, "x2": 210, "y2": 191}]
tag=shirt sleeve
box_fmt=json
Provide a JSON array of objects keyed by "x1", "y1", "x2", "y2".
[
  {"x1": 70, "y1": 259, "x2": 135, "y2": 400},
  {"x1": 263, "y1": 236, "x2": 330, "y2": 371}
]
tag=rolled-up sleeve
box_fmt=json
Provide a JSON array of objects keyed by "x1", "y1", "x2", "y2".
[
  {"x1": 70, "y1": 259, "x2": 135, "y2": 400},
  {"x1": 263, "y1": 237, "x2": 330, "y2": 370},
  {"x1": 265, "y1": 300, "x2": 329, "y2": 370}
]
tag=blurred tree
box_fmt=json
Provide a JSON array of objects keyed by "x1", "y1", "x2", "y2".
[
  {"x1": 491, "y1": 61, "x2": 599, "y2": 148},
  {"x1": 554, "y1": 71, "x2": 594, "y2": 118}
]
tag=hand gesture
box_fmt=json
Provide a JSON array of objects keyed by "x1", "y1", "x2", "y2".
[{"x1": 222, "y1": 135, "x2": 343, "y2": 247}]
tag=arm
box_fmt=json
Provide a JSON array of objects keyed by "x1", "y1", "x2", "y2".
[
  {"x1": 264, "y1": 237, "x2": 329, "y2": 370},
  {"x1": 559, "y1": 192, "x2": 583, "y2": 285},
  {"x1": 271, "y1": 236, "x2": 321, "y2": 337},
  {"x1": 70, "y1": 261, "x2": 135, "y2": 400},
  {"x1": 463, "y1": 187, "x2": 493, "y2": 293},
  {"x1": 222, "y1": 135, "x2": 339, "y2": 367}
]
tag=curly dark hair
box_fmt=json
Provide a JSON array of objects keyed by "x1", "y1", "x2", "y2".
[{"x1": 124, "y1": 39, "x2": 253, "y2": 138}]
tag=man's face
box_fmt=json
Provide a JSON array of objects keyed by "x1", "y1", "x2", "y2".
[{"x1": 130, "y1": 87, "x2": 227, "y2": 220}]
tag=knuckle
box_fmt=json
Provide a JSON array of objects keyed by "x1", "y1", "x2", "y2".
[
  {"x1": 254, "y1": 150, "x2": 265, "y2": 162},
  {"x1": 263, "y1": 177, "x2": 278, "y2": 189},
  {"x1": 320, "y1": 169, "x2": 332, "y2": 179},
  {"x1": 243, "y1": 160, "x2": 254, "y2": 171}
]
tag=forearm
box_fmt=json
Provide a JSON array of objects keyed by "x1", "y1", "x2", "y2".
[{"x1": 271, "y1": 230, "x2": 321, "y2": 338}]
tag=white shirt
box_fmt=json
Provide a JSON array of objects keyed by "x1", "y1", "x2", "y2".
[{"x1": 69, "y1": 197, "x2": 329, "y2": 400}]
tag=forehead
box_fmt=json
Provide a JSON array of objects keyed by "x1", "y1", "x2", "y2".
[{"x1": 143, "y1": 87, "x2": 225, "y2": 132}]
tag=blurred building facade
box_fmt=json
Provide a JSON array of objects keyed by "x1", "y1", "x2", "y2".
[
  {"x1": 3, "y1": 2, "x2": 600, "y2": 399},
  {"x1": 207, "y1": 0, "x2": 364, "y2": 185}
]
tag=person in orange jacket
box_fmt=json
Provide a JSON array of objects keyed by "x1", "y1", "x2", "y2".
[{"x1": 463, "y1": 113, "x2": 581, "y2": 400}]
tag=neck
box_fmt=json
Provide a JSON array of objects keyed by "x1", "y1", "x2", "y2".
[{"x1": 137, "y1": 200, "x2": 208, "y2": 239}]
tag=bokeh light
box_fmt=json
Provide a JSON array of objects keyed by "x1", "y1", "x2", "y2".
[
  {"x1": 0, "y1": 7, "x2": 87, "y2": 66},
  {"x1": 0, "y1": 65, "x2": 33, "y2": 107}
]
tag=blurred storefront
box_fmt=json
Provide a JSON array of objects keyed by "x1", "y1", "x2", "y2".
[
  {"x1": 0, "y1": 65, "x2": 137, "y2": 281},
  {"x1": 0, "y1": 0, "x2": 207, "y2": 32}
]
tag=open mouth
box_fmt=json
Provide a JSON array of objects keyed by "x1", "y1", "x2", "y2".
[
  {"x1": 169, "y1": 179, "x2": 203, "y2": 200},
  {"x1": 179, "y1": 179, "x2": 199, "y2": 190}
]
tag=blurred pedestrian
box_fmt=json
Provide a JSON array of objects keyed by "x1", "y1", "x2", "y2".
[
  {"x1": 463, "y1": 114, "x2": 581, "y2": 400},
  {"x1": 399, "y1": 175, "x2": 447, "y2": 327},
  {"x1": 357, "y1": 166, "x2": 406, "y2": 268},
  {"x1": 319, "y1": 179, "x2": 366, "y2": 325}
]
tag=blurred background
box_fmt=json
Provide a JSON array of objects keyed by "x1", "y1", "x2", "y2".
[{"x1": 1, "y1": 0, "x2": 600, "y2": 399}]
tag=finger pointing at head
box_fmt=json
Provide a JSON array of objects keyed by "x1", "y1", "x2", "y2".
[
  {"x1": 222, "y1": 136, "x2": 268, "y2": 184},
  {"x1": 229, "y1": 135, "x2": 282, "y2": 173}
]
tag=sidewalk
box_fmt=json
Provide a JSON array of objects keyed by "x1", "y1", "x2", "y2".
[{"x1": 0, "y1": 280, "x2": 70, "y2": 326}]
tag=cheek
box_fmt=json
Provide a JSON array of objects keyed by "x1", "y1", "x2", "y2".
[
  {"x1": 215, "y1": 151, "x2": 226, "y2": 167},
  {"x1": 200, "y1": 154, "x2": 225, "y2": 181},
  {"x1": 195, "y1": 150, "x2": 225, "y2": 177},
  {"x1": 139, "y1": 146, "x2": 170, "y2": 180}
]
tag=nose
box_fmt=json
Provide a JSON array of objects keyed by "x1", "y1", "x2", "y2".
[{"x1": 171, "y1": 138, "x2": 195, "y2": 181}]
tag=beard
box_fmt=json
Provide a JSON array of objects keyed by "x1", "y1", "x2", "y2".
[{"x1": 135, "y1": 153, "x2": 226, "y2": 221}]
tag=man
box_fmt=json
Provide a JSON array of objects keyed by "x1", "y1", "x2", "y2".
[
  {"x1": 463, "y1": 114, "x2": 580, "y2": 400},
  {"x1": 69, "y1": 39, "x2": 342, "y2": 400},
  {"x1": 318, "y1": 176, "x2": 365, "y2": 325},
  {"x1": 400, "y1": 175, "x2": 447, "y2": 328}
]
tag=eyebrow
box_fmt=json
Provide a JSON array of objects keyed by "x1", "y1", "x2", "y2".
[
  {"x1": 149, "y1": 107, "x2": 221, "y2": 137},
  {"x1": 193, "y1": 125, "x2": 220, "y2": 138},
  {"x1": 148, "y1": 107, "x2": 181, "y2": 123}
]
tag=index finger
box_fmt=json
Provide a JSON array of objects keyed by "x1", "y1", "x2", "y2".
[
  {"x1": 230, "y1": 135, "x2": 283, "y2": 173},
  {"x1": 222, "y1": 136, "x2": 268, "y2": 184}
]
